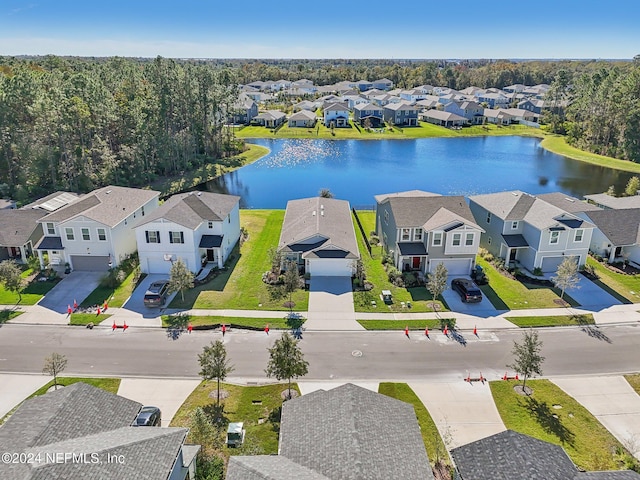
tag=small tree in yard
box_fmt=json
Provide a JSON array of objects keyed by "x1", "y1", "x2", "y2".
[
  {"x1": 551, "y1": 257, "x2": 580, "y2": 300},
  {"x1": 43, "y1": 352, "x2": 67, "y2": 391},
  {"x1": 265, "y1": 332, "x2": 309, "y2": 399},
  {"x1": 168, "y1": 258, "x2": 194, "y2": 301},
  {"x1": 267, "y1": 247, "x2": 283, "y2": 274},
  {"x1": 198, "y1": 340, "x2": 234, "y2": 406},
  {"x1": 426, "y1": 263, "x2": 448, "y2": 316},
  {"x1": 318, "y1": 188, "x2": 334, "y2": 198},
  {"x1": 0, "y1": 260, "x2": 24, "y2": 302},
  {"x1": 282, "y1": 260, "x2": 301, "y2": 312},
  {"x1": 625, "y1": 176, "x2": 640, "y2": 197},
  {"x1": 508, "y1": 329, "x2": 544, "y2": 394}
]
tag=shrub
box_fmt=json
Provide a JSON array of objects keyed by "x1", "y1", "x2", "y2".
[
  {"x1": 381, "y1": 252, "x2": 393, "y2": 265},
  {"x1": 403, "y1": 272, "x2": 420, "y2": 288},
  {"x1": 494, "y1": 258, "x2": 505, "y2": 271},
  {"x1": 387, "y1": 267, "x2": 402, "y2": 283},
  {"x1": 478, "y1": 247, "x2": 488, "y2": 258},
  {"x1": 439, "y1": 318, "x2": 456, "y2": 330},
  {"x1": 484, "y1": 253, "x2": 494, "y2": 263},
  {"x1": 369, "y1": 234, "x2": 380, "y2": 246},
  {"x1": 532, "y1": 267, "x2": 543, "y2": 276}
]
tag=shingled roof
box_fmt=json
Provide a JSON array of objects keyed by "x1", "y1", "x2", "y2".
[
  {"x1": 0, "y1": 209, "x2": 45, "y2": 247},
  {"x1": 585, "y1": 208, "x2": 640, "y2": 246}
]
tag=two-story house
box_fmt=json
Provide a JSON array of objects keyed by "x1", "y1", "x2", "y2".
[
  {"x1": 35, "y1": 186, "x2": 160, "y2": 271},
  {"x1": 372, "y1": 78, "x2": 394, "y2": 90},
  {"x1": 469, "y1": 191, "x2": 595, "y2": 273},
  {"x1": 228, "y1": 93, "x2": 258, "y2": 124},
  {"x1": 323, "y1": 103, "x2": 350, "y2": 127},
  {"x1": 382, "y1": 103, "x2": 419, "y2": 126},
  {"x1": 353, "y1": 103, "x2": 384, "y2": 128},
  {"x1": 134, "y1": 191, "x2": 240, "y2": 274},
  {"x1": 443, "y1": 100, "x2": 485, "y2": 124},
  {"x1": 375, "y1": 191, "x2": 484, "y2": 276}
]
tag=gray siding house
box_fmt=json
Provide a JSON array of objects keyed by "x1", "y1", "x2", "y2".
[
  {"x1": 375, "y1": 190, "x2": 484, "y2": 275},
  {"x1": 353, "y1": 102, "x2": 384, "y2": 127},
  {"x1": 382, "y1": 103, "x2": 419, "y2": 126}
]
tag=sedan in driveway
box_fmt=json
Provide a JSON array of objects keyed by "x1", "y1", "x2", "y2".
[{"x1": 451, "y1": 278, "x2": 483, "y2": 303}]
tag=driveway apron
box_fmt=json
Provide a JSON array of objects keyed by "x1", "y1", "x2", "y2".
[
  {"x1": 564, "y1": 276, "x2": 622, "y2": 310},
  {"x1": 0, "y1": 374, "x2": 51, "y2": 418},
  {"x1": 306, "y1": 276, "x2": 363, "y2": 330},
  {"x1": 38, "y1": 272, "x2": 104, "y2": 313}
]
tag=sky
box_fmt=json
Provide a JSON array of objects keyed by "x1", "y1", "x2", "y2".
[{"x1": 1, "y1": 0, "x2": 639, "y2": 59}]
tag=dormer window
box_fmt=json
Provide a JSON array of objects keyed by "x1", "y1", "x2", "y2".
[
  {"x1": 401, "y1": 228, "x2": 411, "y2": 241},
  {"x1": 432, "y1": 232, "x2": 442, "y2": 247},
  {"x1": 413, "y1": 229, "x2": 423, "y2": 241},
  {"x1": 46, "y1": 223, "x2": 55, "y2": 235},
  {"x1": 550, "y1": 231, "x2": 559, "y2": 245}
]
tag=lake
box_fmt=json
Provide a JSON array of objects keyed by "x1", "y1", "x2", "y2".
[{"x1": 199, "y1": 137, "x2": 634, "y2": 209}]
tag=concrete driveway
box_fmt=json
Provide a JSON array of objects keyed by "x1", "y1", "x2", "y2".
[
  {"x1": 120, "y1": 274, "x2": 176, "y2": 322},
  {"x1": 564, "y1": 276, "x2": 622, "y2": 309},
  {"x1": 117, "y1": 378, "x2": 201, "y2": 427},
  {"x1": 442, "y1": 277, "x2": 498, "y2": 318},
  {"x1": 410, "y1": 381, "x2": 506, "y2": 449},
  {"x1": 306, "y1": 276, "x2": 363, "y2": 330},
  {"x1": 38, "y1": 272, "x2": 104, "y2": 313},
  {"x1": 0, "y1": 374, "x2": 51, "y2": 418},
  {"x1": 552, "y1": 376, "x2": 640, "y2": 459}
]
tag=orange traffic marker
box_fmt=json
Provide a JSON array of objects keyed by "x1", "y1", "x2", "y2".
[
  {"x1": 404, "y1": 326, "x2": 409, "y2": 337},
  {"x1": 424, "y1": 326, "x2": 429, "y2": 338},
  {"x1": 473, "y1": 325, "x2": 477, "y2": 336},
  {"x1": 265, "y1": 324, "x2": 270, "y2": 335},
  {"x1": 123, "y1": 321, "x2": 129, "y2": 332},
  {"x1": 112, "y1": 322, "x2": 117, "y2": 331},
  {"x1": 187, "y1": 323, "x2": 193, "y2": 334},
  {"x1": 443, "y1": 325, "x2": 448, "y2": 336}
]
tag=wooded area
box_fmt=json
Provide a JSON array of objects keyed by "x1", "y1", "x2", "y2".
[{"x1": 0, "y1": 56, "x2": 638, "y2": 203}]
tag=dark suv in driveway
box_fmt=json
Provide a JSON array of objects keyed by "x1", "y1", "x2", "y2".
[
  {"x1": 451, "y1": 278, "x2": 483, "y2": 303},
  {"x1": 133, "y1": 406, "x2": 161, "y2": 427},
  {"x1": 143, "y1": 281, "x2": 169, "y2": 307}
]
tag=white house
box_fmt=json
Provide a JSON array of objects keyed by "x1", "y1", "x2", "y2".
[
  {"x1": 35, "y1": 186, "x2": 160, "y2": 271},
  {"x1": 135, "y1": 191, "x2": 241, "y2": 274},
  {"x1": 323, "y1": 103, "x2": 350, "y2": 127}
]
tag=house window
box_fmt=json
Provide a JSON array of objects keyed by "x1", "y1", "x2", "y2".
[
  {"x1": 401, "y1": 228, "x2": 411, "y2": 241},
  {"x1": 452, "y1": 233, "x2": 461, "y2": 246},
  {"x1": 46, "y1": 223, "x2": 55, "y2": 235},
  {"x1": 141, "y1": 206, "x2": 145, "y2": 216},
  {"x1": 208, "y1": 221, "x2": 214, "y2": 229},
  {"x1": 486, "y1": 212, "x2": 492, "y2": 224},
  {"x1": 81, "y1": 228, "x2": 90, "y2": 241},
  {"x1": 228, "y1": 215, "x2": 231, "y2": 224},
  {"x1": 414, "y1": 229, "x2": 423, "y2": 241},
  {"x1": 384, "y1": 210, "x2": 389, "y2": 225},
  {"x1": 146, "y1": 231, "x2": 160, "y2": 244},
  {"x1": 65, "y1": 228, "x2": 74, "y2": 241},
  {"x1": 465, "y1": 233, "x2": 474, "y2": 246},
  {"x1": 432, "y1": 232, "x2": 442, "y2": 247},
  {"x1": 488, "y1": 236, "x2": 492, "y2": 245},
  {"x1": 97, "y1": 228, "x2": 107, "y2": 241},
  {"x1": 550, "y1": 231, "x2": 559, "y2": 245},
  {"x1": 574, "y1": 229, "x2": 584, "y2": 242},
  {"x1": 170, "y1": 231, "x2": 185, "y2": 244},
  {"x1": 511, "y1": 221, "x2": 519, "y2": 230}
]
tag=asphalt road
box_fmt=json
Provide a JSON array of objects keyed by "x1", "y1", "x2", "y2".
[{"x1": 1, "y1": 323, "x2": 638, "y2": 382}]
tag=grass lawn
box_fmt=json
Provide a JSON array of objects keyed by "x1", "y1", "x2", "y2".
[
  {"x1": 353, "y1": 211, "x2": 446, "y2": 313},
  {"x1": 170, "y1": 381, "x2": 297, "y2": 456},
  {"x1": 0, "y1": 269, "x2": 59, "y2": 305},
  {"x1": 81, "y1": 271, "x2": 146, "y2": 308},
  {"x1": 69, "y1": 313, "x2": 113, "y2": 326},
  {"x1": 161, "y1": 314, "x2": 302, "y2": 330},
  {"x1": 358, "y1": 319, "x2": 450, "y2": 331},
  {"x1": 491, "y1": 379, "x2": 635, "y2": 471},
  {"x1": 624, "y1": 374, "x2": 640, "y2": 395},
  {"x1": 378, "y1": 383, "x2": 449, "y2": 465},
  {"x1": 169, "y1": 210, "x2": 309, "y2": 311},
  {"x1": 504, "y1": 314, "x2": 594, "y2": 328},
  {"x1": 476, "y1": 257, "x2": 579, "y2": 309},
  {"x1": 0, "y1": 310, "x2": 23, "y2": 323},
  {"x1": 586, "y1": 257, "x2": 640, "y2": 304}
]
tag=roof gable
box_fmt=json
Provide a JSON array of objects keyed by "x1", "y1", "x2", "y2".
[
  {"x1": 381, "y1": 194, "x2": 479, "y2": 229},
  {"x1": 585, "y1": 208, "x2": 640, "y2": 246}
]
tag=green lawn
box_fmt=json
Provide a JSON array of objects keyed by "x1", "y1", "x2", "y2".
[
  {"x1": 624, "y1": 374, "x2": 640, "y2": 395},
  {"x1": 0, "y1": 310, "x2": 23, "y2": 323},
  {"x1": 358, "y1": 319, "x2": 450, "y2": 331},
  {"x1": 476, "y1": 257, "x2": 579, "y2": 309},
  {"x1": 69, "y1": 313, "x2": 113, "y2": 326},
  {"x1": 353, "y1": 211, "x2": 446, "y2": 313},
  {"x1": 81, "y1": 271, "x2": 146, "y2": 308},
  {"x1": 504, "y1": 314, "x2": 594, "y2": 328},
  {"x1": 169, "y1": 210, "x2": 309, "y2": 311},
  {"x1": 491, "y1": 379, "x2": 635, "y2": 471},
  {"x1": 170, "y1": 381, "x2": 297, "y2": 457},
  {"x1": 586, "y1": 257, "x2": 640, "y2": 304},
  {"x1": 378, "y1": 383, "x2": 450, "y2": 466},
  {"x1": 161, "y1": 314, "x2": 301, "y2": 330},
  {"x1": 0, "y1": 269, "x2": 59, "y2": 305}
]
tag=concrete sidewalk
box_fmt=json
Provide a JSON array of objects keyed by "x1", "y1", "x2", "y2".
[{"x1": 0, "y1": 374, "x2": 50, "y2": 418}]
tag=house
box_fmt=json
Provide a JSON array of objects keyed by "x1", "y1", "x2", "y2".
[
  {"x1": 475, "y1": 91, "x2": 510, "y2": 108},
  {"x1": 323, "y1": 103, "x2": 350, "y2": 128},
  {"x1": 583, "y1": 208, "x2": 640, "y2": 265},
  {"x1": 0, "y1": 382, "x2": 199, "y2": 480},
  {"x1": 35, "y1": 186, "x2": 160, "y2": 271},
  {"x1": 443, "y1": 100, "x2": 485, "y2": 124},
  {"x1": 375, "y1": 190, "x2": 484, "y2": 275},
  {"x1": 0, "y1": 209, "x2": 46, "y2": 263},
  {"x1": 292, "y1": 100, "x2": 319, "y2": 112},
  {"x1": 420, "y1": 110, "x2": 467, "y2": 128},
  {"x1": 518, "y1": 98, "x2": 545, "y2": 115},
  {"x1": 253, "y1": 110, "x2": 286, "y2": 128},
  {"x1": 352, "y1": 102, "x2": 384, "y2": 128},
  {"x1": 372, "y1": 78, "x2": 394, "y2": 90},
  {"x1": 287, "y1": 110, "x2": 317, "y2": 128},
  {"x1": 469, "y1": 191, "x2": 595, "y2": 273},
  {"x1": 226, "y1": 384, "x2": 434, "y2": 480},
  {"x1": 383, "y1": 103, "x2": 419, "y2": 126},
  {"x1": 503, "y1": 83, "x2": 526, "y2": 93},
  {"x1": 584, "y1": 193, "x2": 640, "y2": 210},
  {"x1": 371, "y1": 93, "x2": 401, "y2": 106},
  {"x1": 483, "y1": 108, "x2": 515, "y2": 125},
  {"x1": 135, "y1": 191, "x2": 240, "y2": 274},
  {"x1": 400, "y1": 89, "x2": 428, "y2": 103},
  {"x1": 500, "y1": 107, "x2": 539, "y2": 124},
  {"x1": 278, "y1": 197, "x2": 359, "y2": 277},
  {"x1": 343, "y1": 94, "x2": 369, "y2": 109},
  {"x1": 228, "y1": 93, "x2": 258, "y2": 124},
  {"x1": 354, "y1": 79, "x2": 373, "y2": 91},
  {"x1": 451, "y1": 430, "x2": 640, "y2": 480}
]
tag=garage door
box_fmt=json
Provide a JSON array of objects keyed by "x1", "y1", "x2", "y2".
[
  {"x1": 70, "y1": 255, "x2": 110, "y2": 271},
  {"x1": 308, "y1": 259, "x2": 353, "y2": 277},
  {"x1": 541, "y1": 256, "x2": 576, "y2": 273},
  {"x1": 428, "y1": 258, "x2": 472, "y2": 276},
  {"x1": 145, "y1": 256, "x2": 172, "y2": 275}
]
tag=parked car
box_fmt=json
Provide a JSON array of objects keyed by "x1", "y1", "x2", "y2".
[
  {"x1": 143, "y1": 281, "x2": 169, "y2": 307},
  {"x1": 451, "y1": 278, "x2": 483, "y2": 303},
  {"x1": 133, "y1": 406, "x2": 161, "y2": 427}
]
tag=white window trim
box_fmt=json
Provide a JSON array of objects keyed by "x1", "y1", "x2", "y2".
[
  {"x1": 574, "y1": 229, "x2": 584, "y2": 242},
  {"x1": 413, "y1": 228, "x2": 423, "y2": 241},
  {"x1": 65, "y1": 227, "x2": 74, "y2": 241},
  {"x1": 549, "y1": 231, "x2": 559, "y2": 245},
  {"x1": 432, "y1": 232, "x2": 443, "y2": 247},
  {"x1": 401, "y1": 228, "x2": 411, "y2": 242},
  {"x1": 465, "y1": 233, "x2": 474, "y2": 246},
  {"x1": 511, "y1": 221, "x2": 519, "y2": 230},
  {"x1": 452, "y1": 233, "x2": 462, "y2": 246},
  {"x1": 46, "y1": 223, "x2": 55, "y2": 235},
  {"x1": 97, "y1": 228, "x2": 107, "y2": 241},
  {"x1": 81, "y1": 228, "x2": 91, "y2": 241}
]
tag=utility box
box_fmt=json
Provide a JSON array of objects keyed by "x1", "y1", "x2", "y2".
[
  {"x1": 227, "y1": 422, "x2": 245, "y2": 447},
  {"x1": 381, "y1": 290, "x2": 393, "y2": 304}
]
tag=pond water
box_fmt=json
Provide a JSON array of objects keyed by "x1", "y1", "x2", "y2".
[{"x1": 198, "y1": 137, "x2": 634, "y2": 209}]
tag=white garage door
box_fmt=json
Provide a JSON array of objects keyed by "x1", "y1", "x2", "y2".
[
  {"x1": 145, "y1": 256, "x2": 172, "y2": 275},
  {"x1": 541, "y1": 255, "x2": 576, "y2": 273},
  {"x1": 308, "y1": 259, "x2": 353, "y2": 277},
  {"x1": 428, "y1": 258, "x2": 472, "y2": 276},
  {"x1": 70, "y1": 255, "x2": 110, "y2": 271}
]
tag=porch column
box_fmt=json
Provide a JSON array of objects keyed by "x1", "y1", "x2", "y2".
[
  {"x1": 19, "y1": 245, "x2": 26, "y2": 263},
  {"x1": 609, "y1": 249, "x2": 616, "y2": 263},
  {"x1": 37, "y1": 250, "x2": 45, "y2": 270},
  {"x1": 217, "y1": 249, "x2": 223, "y2": 269}
]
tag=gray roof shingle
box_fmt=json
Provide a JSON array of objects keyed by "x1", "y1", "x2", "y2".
[
  {"x1": 227, "y1": 455, "x2": 331, "y2": 480},
  {"x1": 537, "y1": 192, "x2": 602, "y2": 214},
  {"x1": 585, "y1": 208, "x2": 640, "y2": 246},
  {"x1": 0, "y1": 209, "x2": 45, "y2": 247},
  {"x1": 584, "y1": 193, "x2": 640, "y2": 209}
]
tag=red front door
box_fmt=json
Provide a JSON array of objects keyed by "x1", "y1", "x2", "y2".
[{"x1": 412, "y1": 257, "x2": 420, "y2": 269}]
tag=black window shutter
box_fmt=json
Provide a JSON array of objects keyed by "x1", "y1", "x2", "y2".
[
  {"x1": 170, "y1": 233, "x2": 174, "y2": 244},
  {"x1": 145, "y1": 231, "x2": 149, "y2": 243},
  {"x1": 180, "y1": 232, "x2": 184, "y2": 243},
  {"x1": 157, "y1": 231, "x2": 161, "y2": 244}
]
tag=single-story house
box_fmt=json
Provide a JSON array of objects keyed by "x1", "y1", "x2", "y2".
[
  {"x1": 420, "y1": 110, "x2": 467, "y2": 127},
  {"x1": 278, "y1": 197, "x2": 359, "y2": 277},
  {"x1": 483, "y1": 108, "x2": 515, "y2": 125},
  {"x1": 0, "y1": 382, "x2": 199, "y2": 480},
  {"x1": 583, "y1": 208, "x2": 640, "y2": 266},
  {"x1": 135, "y1": 191, "x2": 240, "y2": 274},
  {"x1": 0, "y1": 209, "x2": 46, "y2": 263},
  {"x1": 287, "y1": 110, "x2": 317, "y2": 128},
  {"x1": 226, "y1": 384, "x2": 434, "y2": 480},
  {"x1": 253, "y1": 110, "x2": 286, "y2": 128},
  {"x1": 584, "y1": 193, "x2": 640, "y2": 210}
]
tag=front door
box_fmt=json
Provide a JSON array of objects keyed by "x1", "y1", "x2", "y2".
[
  {"x1": 412, "y1": 257, "x2": 421, "y2": 269},
  {"x1": 207, "y1": 249, "x2": 215, "y2": 261},
  {"x1": 509, "y1": 249, "x2": 517, "y2": 261}
]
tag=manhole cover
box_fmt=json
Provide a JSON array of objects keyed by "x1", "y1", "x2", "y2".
[{"x1": 351, "y1": 350, "x2": 363, "y2": 357}]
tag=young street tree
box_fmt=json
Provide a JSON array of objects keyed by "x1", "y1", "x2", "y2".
[
  {"x1": 0, "y1": 259, "x2": 24, "y2": 302},
  {"x1": 426, "y1": 263, "x2": 448, "y2": 315},
  {"x1": 265, "y1": 332, "x2": 309, "y2": 399},
  {"x1": 168, "y1": 258, "x2": 195, "y2": 302},
  {"x1": 198, "y1": 340, "x2": 234, "y2": 406},
  {"x1": 43, "y1": 352, "x2": 67, "y2": 391},
  {"x1": 282, "y1": 260, "x2": 301, "y2": 312},
  {"x1": 507, "y1": 329, "x2": 544, "y2": 394},
  {"x1": 551, "y1": 257, "x2": 580, "y2": 300}
]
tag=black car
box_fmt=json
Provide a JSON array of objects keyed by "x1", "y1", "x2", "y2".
[
  {"x1": 143, "y1": 281, "x2": 169, "y2": 307},
  {"x1": 451, "y1": 278, "x2": 483, "y2": 303},
  {"x1": 133, "y1": 406, "x2": 162, "y2": 427}
]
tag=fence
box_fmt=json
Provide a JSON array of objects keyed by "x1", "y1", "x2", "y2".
[{"x1": 352, "y1": 208, "x2": 372, "y2": 256}]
